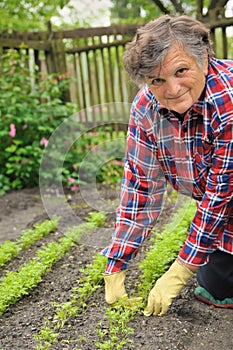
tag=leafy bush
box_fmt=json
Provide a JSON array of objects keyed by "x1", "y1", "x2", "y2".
[
  {"x1": 62, "y1": 131, "x2": 126, "y2": 190},
  {"x1": 0, "y1": 49, "x2": 75, "y2": 193},
  {"x1": 0, "y1": 50, "x2": 126, "y2": 194}
]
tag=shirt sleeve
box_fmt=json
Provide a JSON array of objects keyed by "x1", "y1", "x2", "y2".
[
  {"x1": 101, "y1": 108, "x2": 166, "y2": 273},
  {"x1": 179, "y1": 112, "x2": 233, "y2": 266}
]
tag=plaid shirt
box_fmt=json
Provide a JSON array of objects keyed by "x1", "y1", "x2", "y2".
[{"x1": 102, "y1": 57, "x2": 233, "y2": 273}]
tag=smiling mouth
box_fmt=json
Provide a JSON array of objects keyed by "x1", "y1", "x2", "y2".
[{"x1": 168, "y1": 91, "x2": 188, "y2": 100}]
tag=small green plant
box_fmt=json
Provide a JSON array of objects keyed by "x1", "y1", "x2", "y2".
[
  {"x1": 77, "y1": 253, "x2": 107, "y2": 308},
  {"x1": 34, "y1": 253, "x2": 107, "y2": 349},
  {"x1": 0, "y1": 235, "x2": 74, "y2": 316},
  {"x1": 34, "y1": 319, "x2": 59, "y2": 350},
  {"x1": 138, "y1": 199, "x2": 197, "y2": 296},
  {"x1": 34, "y1": 211, "x2": 107, "y2": 349},
  {"x1": 95, "y1": 200, "x2": 196, "y2": 350},
  {"x1": 0, "y1": 217, "x2": 59, "y2": 267},
  {"x1": 85, "y1": 211, "x2": 107, "y2": 227},
  {"x1": 95, "y1": 298, "x2": 143, "y2": 350}
]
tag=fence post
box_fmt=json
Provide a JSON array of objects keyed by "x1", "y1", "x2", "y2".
[{"x1": 45, "y1": 21, "x2": 70, "y2": 102}]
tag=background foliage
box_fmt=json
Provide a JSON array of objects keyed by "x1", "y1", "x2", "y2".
[
  {"x1": 0, "y1": 0, "x2": 71, "y2": 32},
  {"x1": 0, "y1": 50, "x2": 75, "y2": 193},
  {"x1": 1, "y1": 1, "x2": 232, "y2": 31},
  {"x1": 0, "y1": 49, "x2": 125, "y2": 194}
]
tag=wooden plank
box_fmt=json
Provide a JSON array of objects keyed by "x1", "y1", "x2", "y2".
[
  {"x1": 202, "y1": 16, "x2": 233, "y2": 29},
  {"x1": 221, "y1": 27, "x2": 228, "y2": 58},
  {"x1": 65, "y1": 40, "x2": 130, "y2": 54},
  {"x1": 78, "y1": 52, "x2": 88, "y2": 119},
  {"x1": 107, "y1": 46, "x2": 115, "y2": 102},
  {"x1": 0, "y1": 24, "x2": 138, "y2": 42},
  {"x1": 52, "y1": 24, "x2": 139, "y2": 39},
  {"x1": 1, "y1": 18, "x2": 233, "y2": 46},
  {"x1": 86, "y1": 50, "x2": 95, "y2": 118},
  {"x1": 0, "y1": 24, "x2": 139, "y2": 42},
  {"x1": 100, "y1": 47, "x2": 110, "y2": 102},
  {"x1": 0, "y1": 39, "x2": 50, "y2": 50},
  {"x1": 115, "y1": 45, "x2": 124, "y2": 102}
]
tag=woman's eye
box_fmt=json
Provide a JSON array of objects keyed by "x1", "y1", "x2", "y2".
[
  {"x1": 151, "y1": 78, "x2": 163, "y2": 85},
  {"x1": 176, "y1": 68, "x2": 188, "y2": 75}
]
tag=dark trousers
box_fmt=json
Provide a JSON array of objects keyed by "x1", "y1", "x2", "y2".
[{"x1": 197, "y1": 250, "x2": 233, "y2": 300}]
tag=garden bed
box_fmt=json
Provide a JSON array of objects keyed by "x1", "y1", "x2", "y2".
[{"x1": 0, "y1": 186, "x2": 232, "y2": 350}]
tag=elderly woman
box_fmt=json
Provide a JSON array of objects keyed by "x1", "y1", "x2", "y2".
[{"x1": 101, "y1": 15, "x2": 233, "y2": 315}]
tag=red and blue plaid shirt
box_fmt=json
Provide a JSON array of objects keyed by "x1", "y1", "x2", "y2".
[{"x1": 102, "y1": 57, "x2": 233, "y2": 273}]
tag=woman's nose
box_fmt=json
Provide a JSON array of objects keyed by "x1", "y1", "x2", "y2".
[{"x1": 165, "y1": 78, "x2": 180, "y2": 97}]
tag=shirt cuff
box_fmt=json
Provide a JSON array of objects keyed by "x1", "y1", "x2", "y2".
[
  {"x1": 178, "y1": 243, "x2": 210, "y2": 266},
  {"x1": 104, "y1": 258, "x2": 128, "y2": 273}
]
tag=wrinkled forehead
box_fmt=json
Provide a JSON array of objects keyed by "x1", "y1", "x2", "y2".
[{"x1": 147, "y1": 43, "x2": 190, "y2": 77}]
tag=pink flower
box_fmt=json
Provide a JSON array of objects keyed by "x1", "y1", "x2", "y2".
[
  {"x1": 88, "y1": 132, "x2": 99, "y2": 136},
  {"x1": 57, "y1": 73, "x2": 67, "y2": 80},
  {"x1": 40, "y1": 137, "x2": 49, "y2": 147},
  {"x1": 93, "y1": 107, "x2": 100, "y2": 113},
  {"x1": 68, "y1": 177, "x2": 75, "y2": 183},
  {"x1": 70, "y1": 184, "x2": 79, "y2": 192},
  {"x1": 9, "y1": 123, "x2": 16, "y2": 137}
]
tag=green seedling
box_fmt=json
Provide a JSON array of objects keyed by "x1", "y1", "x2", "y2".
[
  {"x1": 0, "y1": 217, "x2": 59, "y2": 268},
  {"x1": 95, "y1": 298, "x2": 143, "y2": 350},
  {"x1": 34, "y1": 208, "x2": 107, "y2": 350},
  {"x1": 95, "y1": 200, "x2": 196, "y2": 350},
  {"x1": 35, "y1": 253, "x2": 107, "y2": 349},
  {"x1": 85, "y1": 211, "x2": 107, "y2": 227},
  {"x1": 138, "y1": 199, "x2": 197, "y2": 296},
  {"x1": 0, "y1": 235, "x2": 74, "y2": 316}
]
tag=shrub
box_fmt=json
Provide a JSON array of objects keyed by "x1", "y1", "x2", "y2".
[
  {"x1": 0, "y1": 49, "x2": 126, "y2": 194},
  {"x1": 0, "y1": 49, "x2": 75, "y2": 193}
]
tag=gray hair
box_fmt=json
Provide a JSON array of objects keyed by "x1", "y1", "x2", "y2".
[{"x1": 123, "y1": 15, "x2": 214, "y2": 84}]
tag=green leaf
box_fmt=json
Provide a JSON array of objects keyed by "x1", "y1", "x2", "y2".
[{"x1": 5, "y1": 144, "x2": 17, "y2": 153}]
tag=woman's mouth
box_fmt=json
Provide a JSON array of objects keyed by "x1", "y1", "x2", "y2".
[{"x1": 167, "y1": 91, "x2": 188, "y2": 100}]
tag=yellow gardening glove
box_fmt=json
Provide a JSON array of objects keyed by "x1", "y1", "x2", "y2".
[
  {"x1": 103, "y1": 270, "x2": 127, "y2": 304},
  {"x1": 144, "y1": 260, "x2": 194, "y2": 316}
]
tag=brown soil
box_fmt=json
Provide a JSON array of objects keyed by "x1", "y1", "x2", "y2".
[{"x1": 0, "y1": 186, "x2": 232, "y2": 350}]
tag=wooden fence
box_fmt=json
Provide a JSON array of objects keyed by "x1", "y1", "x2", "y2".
[
  {"x1": 0, "y1": 23, "x2": 139, "y2": 121},
  {"x1": 1, "y1": 16, "x2": 233, "y2": 123}
]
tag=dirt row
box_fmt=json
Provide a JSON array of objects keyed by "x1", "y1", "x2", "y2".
[{"x1": 0, "y1": 187, "x2": 232, "y2": 349}]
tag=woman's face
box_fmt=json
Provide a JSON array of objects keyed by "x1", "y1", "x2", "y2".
[{"x1": 145, "y1": 45, "x2": 209, "y2": 114}]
